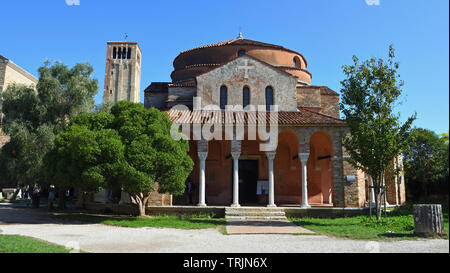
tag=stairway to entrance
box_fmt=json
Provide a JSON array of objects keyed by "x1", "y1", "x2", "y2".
[{"x1": 225, "y1": 207, "x2": 287, "y2": 221}]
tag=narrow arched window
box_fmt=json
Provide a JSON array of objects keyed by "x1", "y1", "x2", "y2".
[
  {"x1": 127, "y1": 48, "x2": 132, "y2": 59},
  {"x1": 293, "y1": 56, "x2": 301, "y2": 68},
  {"x1": 113, "y1": 47, "x2": 117, "y2": 59},
  {"x1": 243, "y1": 86, "x2": 250, "y2": 108},
  {"x1": 122, "y1": 48, "x2": 127, "y2": 59},
  {"x1": 265, "y1": 86, "x2": 274, "y2": 111},
  {"x1": 220, "y1": 86, "x2": 228, "y2": 110},
  {"x1": 118, "y1": 48, "x2": 122, "y2": 59},
  {"x1": 238, "y1": 50, "x2": 246, "y2": 57}
]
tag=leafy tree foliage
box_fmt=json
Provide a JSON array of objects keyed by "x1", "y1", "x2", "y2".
[
  {"x1": 0, "y1": 62, "x2": 98, "y2": 189},
  {"x1": 404, "y1": 128, "x2": 449, "y2": 200},
  {"x1": 44, "y1": 112, "x2": 124, "y2": 205},
  {"x1": 111, "y1": 101, "x2": 193, "y2": 216},
  {"x1": 47, "y1": 101, "x2": 193, "y2": 216},
  {"x1": 340, "y1": 45, "x2": 416, "y2": 219}
]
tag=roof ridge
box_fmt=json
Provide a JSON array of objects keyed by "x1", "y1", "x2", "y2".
[
  {"x1": 299, "y1": 107, "x2": 344, "y2": 122},
  {"x1": 194, "y1": 54, "x2": 297, "y2": 80},
  {"x1": 180, "y1": 37, "x2": 242, "y2": 54}
]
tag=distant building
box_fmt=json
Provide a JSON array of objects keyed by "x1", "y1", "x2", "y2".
[
  {"x1": 0, "y1": 55, "x2": 38, "y2": 146},
  {"x1": 102, "y1": 41, "x2": 142, "y2": 104}
]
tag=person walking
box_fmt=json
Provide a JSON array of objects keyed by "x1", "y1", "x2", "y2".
[
  {"x1": 185, "y1": 178, "x2": 195, "y2": 205},
  {"x1": 48, "y1": 186, "x2": 55, "y2": 210}
]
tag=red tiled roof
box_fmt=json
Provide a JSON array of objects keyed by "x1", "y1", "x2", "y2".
[
  {"x1": 176, "y1": 37, "x2": 308, "y2": 67},
  {"x1": 166, "y1": 108, "x2": 346, "y2": 126}
]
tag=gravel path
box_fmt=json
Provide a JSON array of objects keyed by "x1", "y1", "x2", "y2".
[{"x1": 0, "y1": 205, "x2": 448, "y2": 253}]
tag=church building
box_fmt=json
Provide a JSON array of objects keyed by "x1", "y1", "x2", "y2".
[{"x1": 140, "y1": 35, "x2": 406, "y2": 209}]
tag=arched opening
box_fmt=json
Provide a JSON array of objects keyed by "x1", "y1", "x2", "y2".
[
  {"x1": 243, "y1": 86, "x2": 250, "y2": 109},
  {"x1": 293, "y1": 56, "x2": 301, "y2": 68},
  {"x1": 308, "y1": 131, "x2": 333, "y2": 205},
  {"x1": 204, "y1": 140, "x2": 232, "y2": 206},
  {"x1": 265, "y1": 86, "x2": 274, "y2": 111},
  {"x1": 220, "y1": 85, "x2": 227, "y2": 110},
  {"x1": 274, "y1": 130, "x2": 301, "y2": 205},
  {"x1": 238, "y1": 50, "x2": 246, "y2": 57},
  {"x1": 127, "y1": 48, "x2": 132, "y2": 59},
  {"x1": 240, "y1": 131, "x2": 267, "y2": 205}
]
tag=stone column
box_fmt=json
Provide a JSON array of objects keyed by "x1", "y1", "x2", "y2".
[
  {"x1": 299, "y1": 153, "x2": 311, "y2": 208},
  {"x1": 266, "y1": 152, "x2": 277, "y2": 207},
  {"x1": 197, "y1": 152, "x2": 208, "y2": 207},
  {"x1": 231, "y1": 152, "x2": 241, "y2": 207}
]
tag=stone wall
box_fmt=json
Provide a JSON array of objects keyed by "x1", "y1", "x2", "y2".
[
  {"x1": 145, "y1": 92, "x2": 167, "y2": 110},
  {"x1": 320, "y1": 95, "x2": 340, "y2": 119},
  {"x1": 297, "y1": 88, "x2": 321, "y2": 108},
  {"x1": 196, "y1": 55, "x2": 298, "y2": 111},
  {"x1": 342, "y1": 160, "x2": 366, "y2": 207}
]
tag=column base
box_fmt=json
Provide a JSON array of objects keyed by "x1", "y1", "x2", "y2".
[
  {"x1": 300, "y1": 204, "x2": 311, "y2": 209},
  {"x1": 267, "y1": 204, "x2": 277, "y2": 208},
  {"x1": 231, "y1": 204, "x2": 241, "y2": 208},
  {"x1": 197, "y1": 203, "x2": 207, "y2": 207}
]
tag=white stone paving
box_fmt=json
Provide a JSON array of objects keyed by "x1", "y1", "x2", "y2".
[{"x1": 0, "y1": 206, "x2": 448, "y2": 253}]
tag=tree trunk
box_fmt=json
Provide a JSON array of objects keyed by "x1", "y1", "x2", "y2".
[
  {"x1": 413, "y1": 204, "x2": 444, "y2": 237},
  {"x1": 58, "y1": 189, "x2": 66, "y2": 210},
  {"x1": 374, "y1": 183, "x2": 382, "y2": 221},
  {"x1": 132, "y1": 194, "x2": 150, "y2": 217},
  {"x1": 75, "y1": 190, "x2": 85, "y2": 209}
]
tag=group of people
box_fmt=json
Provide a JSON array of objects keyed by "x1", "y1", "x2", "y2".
[{"x1": 21, "y1": 185, "x2": 58, "y2": 209}]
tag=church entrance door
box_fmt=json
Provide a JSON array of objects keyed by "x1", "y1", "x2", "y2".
[{"x1": 238, "y1": 160, "x2": 259, "y2": 205}]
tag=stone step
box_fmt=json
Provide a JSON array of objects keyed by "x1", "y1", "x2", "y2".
[
  {"x1": 225, "y1": 211, "x2": 286, "y2": 216},
  {"x1": 225, "y1": 207, "x2": 287, "y2": 220},
  {"x1": 225, "y1": 216, "x2": 288, "y2": 221},
  {"x1": 225, "y1": 207, "x2": 285, "y2": 213}
]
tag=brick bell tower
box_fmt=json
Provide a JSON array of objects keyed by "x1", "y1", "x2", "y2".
[{"x1": 103, "y1": 41, "x2": 142, "y2": 104}]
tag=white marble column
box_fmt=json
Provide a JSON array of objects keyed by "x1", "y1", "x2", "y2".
[
  {"x1": 231, "y1": 152, "x2": 241, "y2": 207},
  {"x1": 266, "y1": 152, "x2": 277, "y2": 207},
  {"x1": 198, "y1": 152, "x2": 208, "y2": 207},
  {"x1": 299, "y1": 153, "x2": 311, "y2": 208}
]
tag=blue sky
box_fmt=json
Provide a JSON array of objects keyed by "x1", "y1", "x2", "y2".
[{"x1": 0, "y1": 0, "x2": 448, "y2": 134}]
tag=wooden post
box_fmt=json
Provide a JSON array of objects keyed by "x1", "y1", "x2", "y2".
[{"x1": 413, "y1": 204, "x2": 444, "y2": 237}]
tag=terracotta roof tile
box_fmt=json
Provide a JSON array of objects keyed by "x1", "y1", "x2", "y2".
[{"x1": 166, "y1": 108, "x2": 346, "y2": 126}]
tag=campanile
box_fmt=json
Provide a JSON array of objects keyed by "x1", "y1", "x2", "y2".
[{"x1": 103, "y1": 41, "x2": 141, "y2": 103}]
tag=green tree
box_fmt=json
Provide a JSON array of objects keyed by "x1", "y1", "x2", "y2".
[
  {"x1": 404, "y1": 128, "x2": 449, "y2": 200},
  {"x1": 111, "y1": 101, "x2": 193, "y2": 216},
  {"x1": 340, "y1": 45, "x2": 416, "y2": 220},
  {"x1": 0, "y1": 62, "x2": 98, "y2": 203},
  {"x1": 44, "y1": 112, "x2": 124, "y2": 208},
  {"x1": 45, "y1": 101, "x2": 194, "y2": 216}
]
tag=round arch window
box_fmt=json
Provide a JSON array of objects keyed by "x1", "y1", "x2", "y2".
[{"x1": 238, "y1": 50, "x2": 246, "y2": 57}]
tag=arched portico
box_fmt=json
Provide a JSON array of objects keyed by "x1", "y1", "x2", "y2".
[{"x1": 308, "y1": 130, "x2": 333, "y2": 205}]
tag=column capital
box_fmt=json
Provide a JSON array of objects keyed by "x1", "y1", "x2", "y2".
[
  {"x1": 231, "y1": 152, "x2": 241, "y2": 160},
  {"x1": 299, "y1": 153, "x2": 310, "y2": 162},
  {"x1": 198, "y1": 152, "x2": 208, "y2": 161},
  {"x1": 266, "y1": 151, "x2": 276, "y2": 160}
]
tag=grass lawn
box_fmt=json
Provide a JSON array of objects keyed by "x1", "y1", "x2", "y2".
[
  {"x1": 0, "y1": 234, "x2": 72, "y2": 253},
  {"x1": 53, "y1": 213, "x2": 226, "y2": 230},
  {"x1": 290, "y1": 204, "x2": 449, "y2": 240}
]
